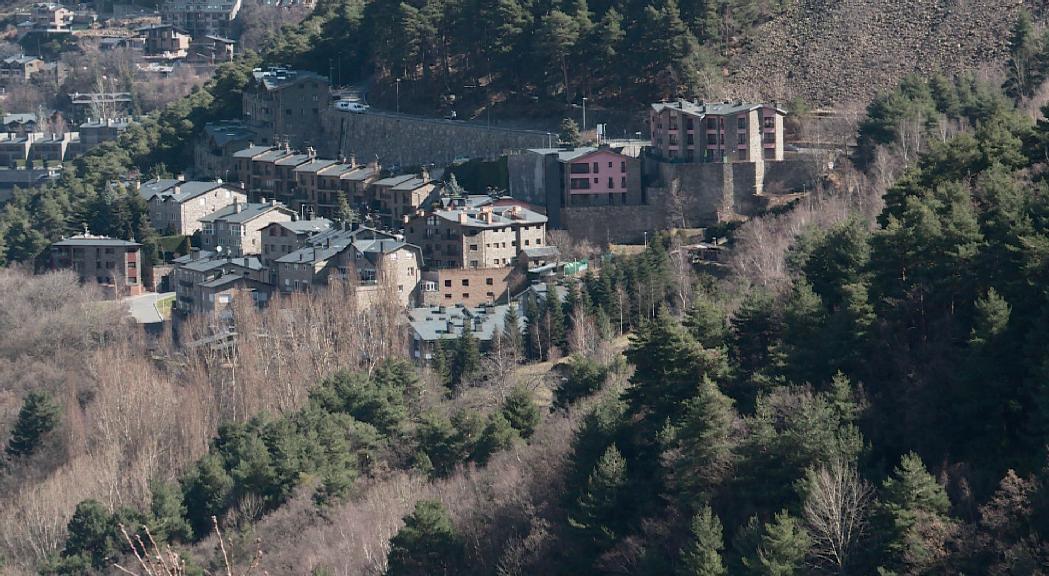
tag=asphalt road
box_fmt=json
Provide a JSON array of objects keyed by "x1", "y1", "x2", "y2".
[{"x1": 125, "y1": 291, "x2": 174, "y2": 324}]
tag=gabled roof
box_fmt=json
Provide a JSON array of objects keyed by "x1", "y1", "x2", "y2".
[
  {"x1": 204, "y1": 123, "x2": 254, "y2": 146},
  {"x1": 266, "y1": 218, "x2": 332, "y2": 235},
  {"x1": 274, "y1": 153, "x2": 310, "y2": 166},
  {"x1": 432, "y1": 203, "x2": 547, "y2": 229},
  {"x1": 199, "y1": 202, "x2": 293, "y2": 224},
  {"x1": 650, "y1": 99, "x2": 787, "y2": 117},
  {"x1": 178, "y1": 255, "x2": 264, "y2": 273},
  {"x1": 524, "y1": 146, "x2": 597, "y2": 161},
  {"x1": 340, "y1": 165, "x2": 380, "y2": 182},
  {"x1": 293, "y1": 159, "x2": 339, "y2": 175},
  {"x1": 138, "y1": 178, "x2": 180, "y2": 201},
  {"x1": 3, "y1": 113, "x2": 37, "y2": 125},
  {"x1": 232, "y1": 145, "x2": 273, "y2": 158}
]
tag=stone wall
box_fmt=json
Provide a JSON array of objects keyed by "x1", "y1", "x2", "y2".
[
  {"x1": 559, "y1": 158, "x2": 818, "y2": 245},
  {"x1": 322, "y1": 109, "x2": 553, "y2": 167}
]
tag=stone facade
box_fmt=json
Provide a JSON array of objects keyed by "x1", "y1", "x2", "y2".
[
  {"x1": 143, "y1": 181, "x2": 248, "y2": 236},
  {"x1": 242, "y1": 68, "x2": 329, "y2": 153},
  {"x1": 404, "y1": 197, "x2": 547, "y2": 270},
  {"x1": 199, "y1": 201, "x2": 295, "y2": 256}
]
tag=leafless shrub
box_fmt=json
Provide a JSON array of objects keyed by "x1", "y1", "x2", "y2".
[{"x1": 547, "y1": 229, "x2": 598, "y2": 259}]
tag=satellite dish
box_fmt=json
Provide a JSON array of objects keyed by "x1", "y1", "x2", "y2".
[{"x1": 216, "y1": 246, "x2": 223, "y2": 253}]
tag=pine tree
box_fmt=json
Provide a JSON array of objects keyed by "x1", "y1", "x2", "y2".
[
  {"x1": 684, "y1": 293, "x2": 727, "y2": 348},
  {"x1": 386, "y1": 499, "x2": 464, "y2": 576},
  {"x1": 502, "y1": 385, "x2": 540, "y2": 438},
  {"x1": 668, "y1": 377, "x2": 736, "y2": 507},
  {"x1": 545, "y1": 284, "x2": 567, "y2": 356},
  {"x1": 432, "y1": 339, "x2": 452, "y2": 387},
  {"x1": 1004, "y1": 11, "x2": 1042, "y2": 101},
  {"x1": 678, "y1": 505, "x2": 727, "y2": 576},
  {"x1": 876, "y1": 452, "x2": 954, "y2": 574},
  {"x1": 472, "y1": 412, "x2": 518, "y2": 464},
  {"x1": 452, "y1": 325, "x2": 481, "y2": 387},
  {"x1": 570, "y1": 443, "x2": 628, "y2": 548},
  {"x1": 501, "y1": 304, "x2": 523, "y2": 360},
  {"x1": 149, "y1": 481, "x2": 192, "y2": 543},
  {"x1": 559, "y1": 117, "x2": 582, "y2": 146},
  {"x1": 62, "y1": 499, "x2": 117, "y2": 568},
  {"x1": 523, "y1": 295, "x2": 543, "y2": 361},
  {"x1": 6, "y1": 390, "x2": 60, "y2": 458},
  {"x1": 181, "y1": 453, "x2": 234, "y2": 538},
  {"x1": 742, "y1": 510, "x2": 811, "y2": 576}
]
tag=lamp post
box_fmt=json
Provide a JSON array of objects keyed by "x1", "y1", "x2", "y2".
[
  {"x1": 395, "y1": 78, "x2": 401, "y2": 114},
  {"x1": 582, "y1": 96, "x2": 588, "y2": 136}
]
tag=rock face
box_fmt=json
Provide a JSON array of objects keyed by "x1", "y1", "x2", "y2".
[{"x1": 725, "y1": 0, "x2": 1025, "y2": 105}]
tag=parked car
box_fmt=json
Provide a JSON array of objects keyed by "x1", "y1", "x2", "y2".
[{"x1": 335, "y1": 100, "x2": 369, "y2": 113}]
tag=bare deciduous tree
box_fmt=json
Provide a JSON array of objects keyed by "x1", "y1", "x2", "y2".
[{"x1": 802, "y1": 458, "x2": 873, "y2": 574}]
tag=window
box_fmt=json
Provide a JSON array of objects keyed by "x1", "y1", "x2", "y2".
[
  {"x1": 424, "y1": 281, "x2": 437, "y2": 291},
  {"x1": 593, "y1": 178, "x2": 598, "y2": 184},
  {"x1": 764, "y1": 116, "x2": 775, "y2": 129},
  {"x1": 469, "y1": 244, "x2": 478, "y2": 250},
  {"x1": 462, "y1": 293, "x2": 469, "y2": 298},
  {"x1": 486, "y1": 277, "x2": 494, "y2": 285},
  {"x1": 592, "y1": 162, "x2": 599, "y2": 172},
  {"x1": 608, "y1": 177, "x2": 614, "y2": 188},
  {"x1": 462, "y1": 279, "x2": 469, "y2": 286},
  {"x1": 620, "y1": 161, "x2": 626, "y2": 173},
  {"x1": 608, "y1": 161, "x2": 613, "y2": 168},
  {"x1": 686, "y1": 118, "x2": 694, "y2": 130},
  {"x1": 687, "y1": 133, "x2": 694, "y2": 145},
  {"x1": 570, "y1": 178, "x2": 590, "y2": 190},
  {"x1": 737, "y1": 117, "x2": 747, "y2": 130},
  {"x1": 570, "y1": 163, "x2": 589, "y2": 174},
  {"x1": 445, "y1": 293, "x2": 452, "y2": 299},
  {"x1": 738, "y1": 148, "x2": 747, "y2": 160},
  {"x1": 444, "y1": 279, "x2": 452, "y2": 287},
  {"x1": 621, "y1": 176, "x2": 626, "y2": 188}
]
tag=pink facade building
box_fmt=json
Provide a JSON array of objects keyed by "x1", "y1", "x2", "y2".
[
  {"x1": 649, "y1": 99, "x2": 786, "y2": 163},
  {"x1": 563, "y1": 148, "x2": 641, "y2": 207}
]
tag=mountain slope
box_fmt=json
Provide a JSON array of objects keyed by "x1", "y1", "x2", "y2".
[{"x1": 727, "y1": 0, "x2": 1025, "y2": 105}]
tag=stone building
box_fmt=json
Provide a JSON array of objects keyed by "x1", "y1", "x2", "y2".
[
  {"x1": 170, "y1": 251, "x2": 269, "y2": 314},
  {"x1": 649, "y1": 99, "x2": 786, "y2": 163},
  {"x1": 260, "y1": 217, "x2": 331, "y2": 264},
  {"x1": 51, "y1": 233, "x2": 144, "y2": 295},
  {"x1": 139, "y1": 178, "x2": 248, "y2": 236},
  {"x1": 0, "y1": 55, "x2": 52, "y2": 83},
  {"x1": 272, "y1": 226, "x2": 422, "y2": 308},
  {"x1": 137, "y1": 24, "x2": 192, "y2": 58},
  {"x1": 242, "y1": 68, "x2": 329, "y2": 152},
  {"x1": 370, "y1": 171, "x2": 439, "y2": 226},
  {"x1": 199, "y1": 200, "x2": 295, "y2": 256},
  {"x1": 404, "y1": 194, "x2": 546, "y2": 270},
  {"x1": 161, "y1": 0, "x2": 241, "y2": 38}
]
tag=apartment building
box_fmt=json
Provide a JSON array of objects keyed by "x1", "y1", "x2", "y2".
[
  {"x1": 79, "y1": 118, "x2": 133, "y2": 147},
  {"x1": 171, "y1": 251, "x2": 269, "y2": 314},
  {"x1": 242, "y1": 68, "x2": 329, "y2": 151},
  {"x1": 139, "y1": 178, "x2": 248, "y2": 235},
  {"x1": 199, "y1": 200, "x2": 295, "y2": 256},
  {"x1": 51, "y1": 233, "x2": 143, "y2": 295},
  {"x1": 138, "y1": 24, "x2": 192, "y2": 58},
  {"x1": 371, "y1": 171, "x2": 438, "y2": 226},
  {"x1": 260, "y1": 217, "x2": 332, "y2": 263},
  {"x1": 161, "y1": 0, "x2": 241, "y2": 38},
  {"x1": 404, "y1": 194, "x2": 547, "y2": 270},
  {"x1": 272, "y1": 226, "x2": 422, "y2": 307},
  {"x1": 0, "y1": 55, "x2": 52, "y2": 83},
  {"x1": 339, "y1": 161, "x2": 382, "y2": 207},
  {"x1": 649, "y1": 99, "x2": 786, "y2": 162},
  {"x1": 507, "y1": 144, "x2": 642, "y2": 227},
  {"x1": 32, "y1": 3, "x2": 73, "y2": 31},
  {"x1": 194, "y1": 121, "x2": 255, "y2": 178}
]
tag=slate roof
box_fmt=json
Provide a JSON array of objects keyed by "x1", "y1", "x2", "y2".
[
  {"x1": 650, "y1": 99, "x2": 786, "y2": 116},
  {"x1": 204, "y1": 123, "x2": 254, "y2": 147},
  {"x1": 53, "y1": 234, "x2": 140, "y2": 248},
  {"x1": 408, "y1": 303, "x2": 523, "y2": 342},
  {"x1": 432, "y1": 203, "x2": 547, "y2": 229},
  {"x1": 178, "y1": 255, "x2": 264, "y2": 273},
  {"x1": 524, "y1": 146, "x2": 597, "y2": 161},
  {"x1": 267, "y1": 218, "x2": 332, "y2": 235},
  {"x1": 232, "y1": 145, "x2": 273, "y2": 158},
  {"x1": 199, "y1": 202, "x2": 292, "y2": 224}
]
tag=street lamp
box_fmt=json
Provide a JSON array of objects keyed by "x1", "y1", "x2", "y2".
[
  {"x1": 395, "y1": 78, "x2": 401, "y2": 114},
  {"x1": 582, "y1": 97, "x2": 588, "y2": 136}
]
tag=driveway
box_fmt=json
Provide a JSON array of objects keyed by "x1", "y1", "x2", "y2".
[{"x1": 125, "y1": 292, "x2": 174, "y2": 324}]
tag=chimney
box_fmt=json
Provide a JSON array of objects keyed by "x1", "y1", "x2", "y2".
[
  {"x1": 233, "y1": 199, "x2": 241, "y2": 213},
  {"x1": 420, "y1": 166, "x2": 430, "y2": 181},
  {"x1": 458, "y1": 212, "x2": 467, "y2": 224},
  {"x1": 349, "y1": 153, "x2": 356, "y2": 167},
  {"x1": 216, "y1": 177, "x2": 223, "y2": 184}
]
